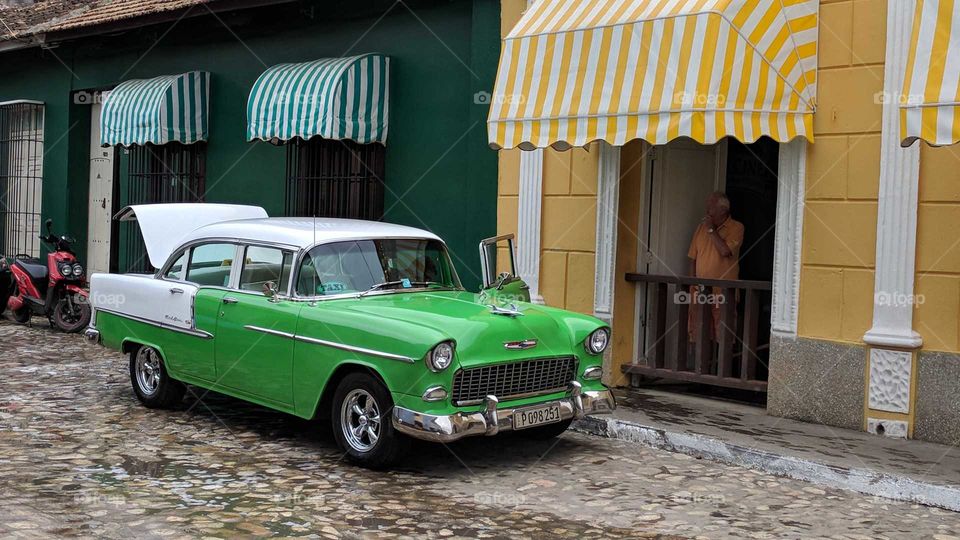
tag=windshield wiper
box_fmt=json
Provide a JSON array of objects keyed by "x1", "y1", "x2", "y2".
[{"x1": 357, "y1": 280, "x2": 447, "y2": 298}]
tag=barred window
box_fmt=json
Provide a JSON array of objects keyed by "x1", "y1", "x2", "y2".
[
  {"x1": 120, "y1": 142, "x2": 206, "y2": 273},
  {"x1": 0, "y1": 101, "x2": 44, "y2": 259},
  {"x1": 285, "y1": 138, "x2": 385, "y2": 220}
]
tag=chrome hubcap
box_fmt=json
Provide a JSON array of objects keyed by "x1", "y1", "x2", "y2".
[
  {"x1": 341, "y1": 389, "x2": 381, "y2": 453},
  {"x1": 135, "y1": 347, "x2": 162, "y2": 397}
]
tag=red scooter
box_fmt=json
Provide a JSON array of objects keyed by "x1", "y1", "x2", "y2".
[{"x1": 5, "y1": 219, "x2": 91, "y2": 333}]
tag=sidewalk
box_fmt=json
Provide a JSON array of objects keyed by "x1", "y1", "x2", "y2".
[{"x1": 573, "y1": 387, "x2": 960, "y2": 512}]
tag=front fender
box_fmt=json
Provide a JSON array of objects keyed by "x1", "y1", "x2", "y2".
[{"x1": 65, "y1": 284, "x2": 88, "y2": 296}]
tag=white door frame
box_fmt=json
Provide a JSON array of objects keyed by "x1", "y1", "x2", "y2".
[{"x1": 87, "y1": 101, "x2": 115, "y2": 275}]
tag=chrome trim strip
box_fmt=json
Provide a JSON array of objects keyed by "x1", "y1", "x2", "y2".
[
  {"x1": 243, "y1": 325, "x2": 295, "y2": 339},
  {"x1": 243, "y1": 325, "x2": 415, "y2": 364},
  {"x1": 294, "y1": 333, "x2": 416, "y2": 363},
  {"x1": 96, "y1": 308, "x2": 213, "y2": 339}
]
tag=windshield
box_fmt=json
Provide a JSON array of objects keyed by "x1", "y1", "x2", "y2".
[{"x1": 296, "y1": 238, "x2": 462, "y2": 297}]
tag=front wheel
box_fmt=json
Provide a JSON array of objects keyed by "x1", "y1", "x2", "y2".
[
  {"x1": 129, "y1": 345, "x2": 185, "y2": 409},
  {"x1": 52, "y1": 292, "x2": 90, "y2": 333},
  {"x1": 331, "y1": 372, "x2": 406, "y2": 468}
]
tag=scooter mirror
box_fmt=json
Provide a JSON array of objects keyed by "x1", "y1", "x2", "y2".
[{"x1": 45, "y1": 219, "x2": 53, "y2": 234}]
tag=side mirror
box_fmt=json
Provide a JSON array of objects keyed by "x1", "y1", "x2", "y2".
[
  {"x1": 478, "y1": 234, "x2": 530, "y2": 303},
  {"x1": 263, "y1": 281, "x2": 280, "y2": 302},
  {"x1": 45, "y1": 219, "x2": 53, "y2": 234},
  {"x1": 479, "y1": 234, "x2": 518, "y2": 289}
]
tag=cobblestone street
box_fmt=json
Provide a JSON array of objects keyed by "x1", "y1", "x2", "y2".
[{"x1": 1, "y1": 319, "x2": 958, "y2": 539}]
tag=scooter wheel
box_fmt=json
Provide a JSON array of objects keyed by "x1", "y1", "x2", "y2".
[{"x1": 52, "y1": 293, "x2": 90, "y2": 333}]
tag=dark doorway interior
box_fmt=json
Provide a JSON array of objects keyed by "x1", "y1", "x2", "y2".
[{"x1": 725, "y1": 137, "x2": 779, "y2": 283}]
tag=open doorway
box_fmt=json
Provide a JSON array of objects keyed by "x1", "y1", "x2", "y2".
[{"x1": 629, "y1": 136, "x2": 779, "y2": 395}]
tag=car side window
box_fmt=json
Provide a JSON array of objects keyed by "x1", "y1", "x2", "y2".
[
  {"x1": 239, "y1": 246, "x2": 293, "y2": 294},
  {"x1": 186, "y1": 243, "x2": 237, "y2": 287},
  {"x1": 163, "y1": 250, "x2": 188, "y2": 280}
]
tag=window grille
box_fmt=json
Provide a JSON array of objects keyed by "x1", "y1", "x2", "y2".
[
  {"x1": 0, "y1": 101, "x2": 44, "y2": 260},
  {"x1": 285, "y1": 138, "x2": 385, "y2": 220},
  {"x1": 121, "y1": 142, "x2": 206, "y2": 273}
]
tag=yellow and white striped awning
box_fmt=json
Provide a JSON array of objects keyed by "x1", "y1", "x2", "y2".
[
  {"x1": 488, "y1": 0, "x2": 819, "y2": 150},
  {"x1": 901, "y1": 0, "x2": 960, "y2": 147}
]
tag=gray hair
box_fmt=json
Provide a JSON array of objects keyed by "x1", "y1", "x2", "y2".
[{"x1": 710, "y1": 191, "x2": 731, "y2": 212}]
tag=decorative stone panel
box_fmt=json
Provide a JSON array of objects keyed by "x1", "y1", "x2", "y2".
[{"x1": 868, "y1": 348, "x2": 912, "y2": 414}]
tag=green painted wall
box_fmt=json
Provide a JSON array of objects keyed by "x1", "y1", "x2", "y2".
[{"x1": 0, "y1": 0, "x2": 499, "y2": 290}]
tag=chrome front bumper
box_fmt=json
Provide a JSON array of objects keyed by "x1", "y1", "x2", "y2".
[{"x1": 392, "y1": 381, "x2": 616, "y2": 443}]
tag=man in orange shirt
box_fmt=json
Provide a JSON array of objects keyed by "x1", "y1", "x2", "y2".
[{"x1": 687, "y1": 192, "x2": 744, "y2": 342}]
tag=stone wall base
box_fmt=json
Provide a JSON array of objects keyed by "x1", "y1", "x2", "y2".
[
  {"x1": 767, "y1": 335, "x2": 865, "y2": 431},
  {"x1": 915, "y1": 351, "x2": 960, "y2": 446}
]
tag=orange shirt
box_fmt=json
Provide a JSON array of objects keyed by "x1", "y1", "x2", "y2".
[{"x1": 687, "y1": 217, "x2": 744, "y2": 280}]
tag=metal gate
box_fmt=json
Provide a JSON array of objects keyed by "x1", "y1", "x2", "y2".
[
  {"x1": 285, "y1": 138, "x2": 385, "y2": 220},
  {"x1": 0, "y1": 101, "x2": 44, "y2": 260},
  {"x1": 120, "y1": 142, "x2": 206, "y2": 273}
]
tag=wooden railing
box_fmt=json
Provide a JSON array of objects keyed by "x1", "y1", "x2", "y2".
[{"x1": 622, "y1": 273, "x2": 772, "y2": 392}]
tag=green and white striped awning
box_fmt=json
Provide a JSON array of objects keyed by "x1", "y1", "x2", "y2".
[
  {"x1": 100, "y1": 71, "x2": 210, "y2": 147},
  {"x1": 246, "y1": 53, "x2": 390, "y2": 144}
]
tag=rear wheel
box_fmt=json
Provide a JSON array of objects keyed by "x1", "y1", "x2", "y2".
[
  {"x1": 517, "y1": 418, "x2": 573, "y2": 440},
  {"x1": 129, "y1": 345, "x2": 185, "y2": 409},
  {"x1": 52, "y1": 292, "x2": 90, "y2": 333},
  {"x1": 331, "y1": 372, "x2": 406, "y2": 468}
]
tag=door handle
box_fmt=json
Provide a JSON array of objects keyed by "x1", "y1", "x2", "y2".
[
  {"x1": 223, "y1": 297, "x2": 239, "y2": 304},
  {"x1": 169, "y1": 287, "x2": 184, "y2": 295}
]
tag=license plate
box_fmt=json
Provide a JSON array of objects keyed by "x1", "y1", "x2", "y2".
[{"x1": 513, "y1": 403, "x2": 562, "y2": 430}]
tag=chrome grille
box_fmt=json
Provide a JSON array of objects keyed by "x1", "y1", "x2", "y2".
[{"x1": 451, "y1": 356, "x2": 577, "y2": 405}]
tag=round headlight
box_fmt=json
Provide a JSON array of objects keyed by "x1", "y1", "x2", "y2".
[
  {"x1": 72, "y1": 263, "x2": 83, "y2": 277},
  {"x1": 60, "y1": 263, "x2": 74, "y2": 277},
  {"x1": 427, "y1": 342, "x2": 455, "y2": 372},
  {"x1": 585, "y1": 328, "x2": 610, "y2": 355}
]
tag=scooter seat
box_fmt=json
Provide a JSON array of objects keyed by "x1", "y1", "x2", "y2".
[{"x1": 15, "y1": 260, "x2": 48, "y2": 282}]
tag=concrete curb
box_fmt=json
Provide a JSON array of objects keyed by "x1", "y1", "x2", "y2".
[{"x1": 573, "y1": 415, "x2": 960, "y2": 513}]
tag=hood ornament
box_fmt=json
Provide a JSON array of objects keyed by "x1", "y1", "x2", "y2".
[
  {"x1": 504, "y1": 339, "x2": 538, "y2": 350},
  {"x1": 489, "y1": 303, "x2": 523, "y2": 317}
]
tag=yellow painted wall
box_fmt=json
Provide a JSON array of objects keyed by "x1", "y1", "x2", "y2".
[
  {"x1": 796, "y1": 0, "x2": 885, "y2": 344},
  {"x1": 496, "y1": 0, "x2": 960, "y2": 363},
  {"x1": 914, "y1": 145, "x2": 960, "y2": 352},
  {"x1": 798, "y1": 0, "x2": 960, "y2": 355}
]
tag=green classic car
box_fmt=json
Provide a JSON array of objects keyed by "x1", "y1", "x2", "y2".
[{"x1": 86, "y1": 204, "x2": 615, "y2": 467}]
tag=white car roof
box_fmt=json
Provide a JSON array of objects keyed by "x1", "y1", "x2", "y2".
[
  {"x1": 179, "y1": 217, "x2": 442, "y2": 250},
  {"x1": 117, "y1": 204, "x2": 442, "y2": 269}
]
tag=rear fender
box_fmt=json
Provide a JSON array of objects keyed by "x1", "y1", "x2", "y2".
[{"x1": 121, "y1": 338, "x2": 167, "y2": 363}]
